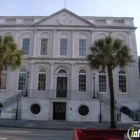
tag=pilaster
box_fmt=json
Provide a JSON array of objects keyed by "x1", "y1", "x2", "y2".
[
  {"x1": 70, "y1": 62, "x2": 75, "y2": 94},
  {"x1": 90, "y1": 30, "x2": 94, "y2": 46},
  {"x1": 33, "y1": 29, "x2": 38, "y2": 57},
  {"x1": 72, "y1": 30, "x2": 75, "y2": 58},
  {"x1": 52, "y1": 30, "x2": 56, "y2": 57},
  {"x1": 29, "y1": 61, "x2": 35, "y2": 96},
  {"x1": 50, "y1": 62, "x2": 54, "y2": 90},
  {"x1": 15, "y1": 30, "x2": 19, "y2": 46}
]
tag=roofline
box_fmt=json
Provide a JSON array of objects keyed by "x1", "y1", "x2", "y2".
[{"x1": 35, "y1": 8, "x2": 95, "y2": 26}]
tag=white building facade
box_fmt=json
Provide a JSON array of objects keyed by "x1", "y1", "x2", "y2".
[{"x1": 0, "y1": 9, "x2": 139, "y2": 122}]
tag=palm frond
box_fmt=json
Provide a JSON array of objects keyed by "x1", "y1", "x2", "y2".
[
  {"x1": 87, "y1": 35, "x2": 134, "y2": 70},
  {"x1": 0, "y1": 35, "x2": 23, "y2": 72}
]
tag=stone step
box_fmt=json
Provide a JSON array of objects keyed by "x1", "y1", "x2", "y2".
[
  {"x1": 1, "y1": 102, "x2": 16, "y2": 119},
  {"x1": 121, "y1": 112, "x2": 135, "y2": 123}
]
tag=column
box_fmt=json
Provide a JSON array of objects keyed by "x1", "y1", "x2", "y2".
[
  {"x1": 52, "y1": 30, "x2": 56, "y2": 57},
  {"x1": 54, "y1": 75, "x2": 57, "y2": 98},
  {"x1": 128, "y1": 65, "x2": 132, "y2": 100},
  {"x1": 33, "y1": 29, "x2": 38, "y2": 57},
  {"x1": 90, "y1": 30, "x2": 94, "y2": 46},
  {"x1": 71, "y1": 30, "x2": 75, "y2": 58},
  {"x1": 70, "y1": 62, "x2": 75, "y2": 98},
  {"x1": 128, "y1": 31, "x2": 132, "y2": 49},
  {"x1": 15, "y1": 30, "x2": 19, "y2": 45},
  {"x1": 29, "y1": 61, "x2": 34, "y2": 97},
  {"x1": 50, "y1": 62, "x2": 54, "y2": 97}
]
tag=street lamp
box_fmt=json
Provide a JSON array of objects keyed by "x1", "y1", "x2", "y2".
[
  {"x1": 15, "y1": 94, "x2": 20, "y2": 120},
  {"x1": 92, "y1": 72, "x2": 96, "y2": 98},
  {"x1": 99, "y1": 95, "x2": 102, "y2": 123},
  {"x1": 24, "y1": 71, "x2": 30, "y2": 97}
]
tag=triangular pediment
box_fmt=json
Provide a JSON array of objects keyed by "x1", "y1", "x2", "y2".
[{"x1": 35, "y1": 9, "x2": 94, "y2": 27}]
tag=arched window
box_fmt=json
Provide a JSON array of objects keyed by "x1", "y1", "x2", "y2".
[
  {"x1": 40, "y1": 32, "x2": 50, "y2": 56},
  {"x1": 22, "y1": 33, "x2": 31, "y2": 55},
  {"x1": 59, "y1": 33, "x2": 69, "y2": 56},
  {"x1": 119, "y1": 70, "x2": 126, "y2": 92},
  {"x1": 79, "y1": 69, "x2": 86, "y2": 92},
  {"x1": 58, "y1": 69, "x2": 67, "y2": 73},
  {"x1": 99, "y1": 70, "x2": 106, "y2": 92},
  {"x1": 18, "y1": 68, "x2": 26, "y2": 90},
  {"x1": 38, "y1": 68, "x2": 46, "y2": 91},
  {"x1": 116, "y1": 34, "x2": 126, "y2": 46},
  {"x1": 78, "y1": 33, "x2": 87, "y2": 57},
  {"x1": 1, "y1": 66, "x2": 7, "y2": 90}
]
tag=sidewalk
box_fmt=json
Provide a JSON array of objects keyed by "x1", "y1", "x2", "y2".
[{"x1": 0, "y1": 119, "x2": 139, "y2": 130}]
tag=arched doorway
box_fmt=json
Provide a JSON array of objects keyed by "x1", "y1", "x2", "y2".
[{"x1": 56, "y1": 69, "x2": 67, "y2": 97}]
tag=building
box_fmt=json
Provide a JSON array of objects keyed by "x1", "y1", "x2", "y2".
[{"x1": 0, "y1": 9, "x2": 139, "y2": 122}]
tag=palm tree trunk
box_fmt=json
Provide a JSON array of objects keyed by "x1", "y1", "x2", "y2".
[
  {"x1": 0, "y1": 66, "x2": 2, "y2": 90},
  {"x1": 107, "y1": 66, "x2": 116, "y2": 128}
]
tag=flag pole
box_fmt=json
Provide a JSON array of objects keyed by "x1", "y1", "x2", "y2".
[{"x1": 64, "y1": 0, "x2": 66, "y2": 8}]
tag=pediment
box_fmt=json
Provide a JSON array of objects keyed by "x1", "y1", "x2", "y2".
[{"x1": 35, "y1": 9, "x2": 94, "y2": 27}]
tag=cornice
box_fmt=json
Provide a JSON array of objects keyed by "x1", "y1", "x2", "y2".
[{"x1": 0, "y1": 24, "x2": 137, "y2": 30}]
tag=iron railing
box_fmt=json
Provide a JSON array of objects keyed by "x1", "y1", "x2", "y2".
[
  {"x1": 0, "y1": 89, "x2": 139, "y2": 121},
  {"x1": 0, "y1": 92, "x2": 22, "y2": 111},
  {"x1": 96, "y1": 91, "x2": 139, "y2": 121}
]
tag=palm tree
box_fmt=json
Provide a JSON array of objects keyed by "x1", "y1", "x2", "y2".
[
  {"x1": 87, "y1": 35, "x2": 134, "y2": 128},
  {"x1": 0, "y1": 35, "x2": 23, "y2": 89}
]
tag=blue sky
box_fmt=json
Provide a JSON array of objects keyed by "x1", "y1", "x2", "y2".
[{"x1": 0, "y1": 0, "x2": 139, "y2": 55}]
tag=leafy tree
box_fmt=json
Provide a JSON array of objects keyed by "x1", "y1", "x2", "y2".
[
  {"x1": 0, "y1": 35, "x2": 23, "y2": 89},
  {"x1": 87, "y1": 35, "x2": 134, "y2": 128}
]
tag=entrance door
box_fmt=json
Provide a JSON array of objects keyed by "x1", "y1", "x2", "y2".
[
  {"x1": 57, "y1": 77, "x2": 67, "y2": 97},
  {"x1": 53, "y1": 102, "x2": 66, "y2": 120}
]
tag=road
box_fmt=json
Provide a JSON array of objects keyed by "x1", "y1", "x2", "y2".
[{"x1": 0, "y1": 127, "x2": 73, "y2": 140}]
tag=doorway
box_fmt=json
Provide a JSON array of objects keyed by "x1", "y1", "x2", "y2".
[
  {"x1": 53, "y1": 102, "x2": 66, "y2": 120},
  {"x1": 56, "y1": 77, "x2": 67, "y2": 97}
]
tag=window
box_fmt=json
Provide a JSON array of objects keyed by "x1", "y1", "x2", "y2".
[
  {"x1": 99, "y1": 70, "x2": 106, "y2": 92},
  {"x1": 1, "y1": 66, "x2": 7, "y2": 90},
  {"x1": 119, "y1": 70, "x2": 126, "y2": 92},
  {"x1": 79, "y1": 39, "x2": 86, "y2": 56},
  {"x1": 78, "y1": 105, "x2": 89, "y2": 116},
  {"x1": 18, "y1": 68, "x2": 26, "y2": 90},
  {"x1": 41, "y1": 39, "x2": 48, "y2": 55},
  {"x1": 60, "y1": 39, "x2": 67, "y2": 55},
  {"x1": 79, "y1": 69, "x2": 86, "y2": 92},
  {"x1": 120, "y1": 39, "x2": 125, "y2": 46},
  {"x1": 38, "y1": 69, "x2": 46, "y2": 91},
  {"x1": 22, "y1": 38, "x2": 30, "y2": 55},
  {"x1": 30, "y1": 104, "x2": 41, "y2": 115},
  {"x1": 58, "y1": 69, "x2": 67, "y2": 73},
  {"x1": 116, "y1": 35, "x2": 126, "y2": 46}
]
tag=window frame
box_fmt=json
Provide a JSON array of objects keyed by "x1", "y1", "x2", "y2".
[
  {"x1": 118, "y1": 70, "x2": 127, "y2": 93},
  {"x1": 18, "y1": 68, "x2": 27, "y2": 91},
  {"x1": 59, "y1": 38, "x2": 68, "y2": 56},
  {"x1": 79, "y1": 39, "x2": 86, "y2": 57},
  {"x1": 1, "y1": 67, "x2": 7, "y2": 91},
  {"x1": 78, "y1": 69, "x2": 86, "y2": 92},
  {"x1": 99, "y1": 70, "x2": 107, "y2": 93},
  {"x1": 40, "y1": 38, "x2": 48, "y2": 55},
  {"x1": 38, "y1": 68, "x2": 46, "y2": 91},
  {"x1": 22, "y1": 38, "x2": 30, "y2": 55}
]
